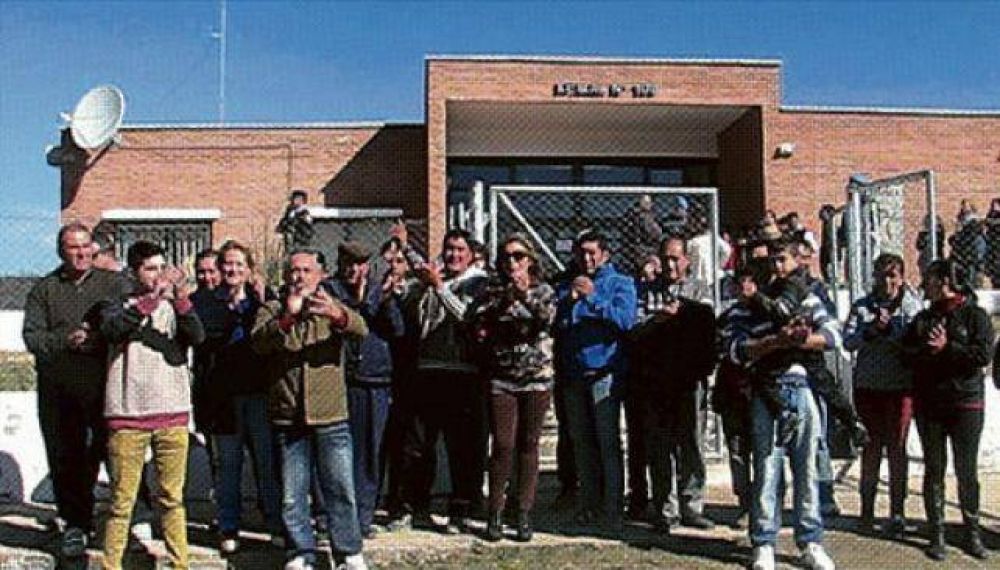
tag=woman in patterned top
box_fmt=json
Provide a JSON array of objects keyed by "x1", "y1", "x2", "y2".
[{"x1": 471, "y1": 233, "x2": 557, "y2": 543}]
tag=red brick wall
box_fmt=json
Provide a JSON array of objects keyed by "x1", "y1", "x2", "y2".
[
  {"x1": 426, "y1": 58, "x2": 782, "y2": 252},
  {"x1": 717, "y1": 107, "x2": 764, "y2": 231},
  {"x1": 765, "y1": 110, "x2": 1000, "y2": 269},
  {"x1": 62, "y1": 125, "x2": 427, "y2": 248}
]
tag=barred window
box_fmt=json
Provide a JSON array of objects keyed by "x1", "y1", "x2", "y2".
[{"x1": 112, "y1": 221, "x2": 213, "y2": 268}]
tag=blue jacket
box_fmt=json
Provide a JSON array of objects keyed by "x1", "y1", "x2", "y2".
[
  {"x1": 327, "y1": 272, "x2": 405, "y2": 385},
  {"x1": 554, "y1": 262, "x2": 637, "y2": 380}
]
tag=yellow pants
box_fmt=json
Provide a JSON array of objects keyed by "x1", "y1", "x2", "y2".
[{"x1": 103, "y1": 426, "x2": 189, "y2": 570}]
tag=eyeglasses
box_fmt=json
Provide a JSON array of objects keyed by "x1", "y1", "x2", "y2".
[{"x1": 504, "y1": 251, "x2": 530, "y2": 262}]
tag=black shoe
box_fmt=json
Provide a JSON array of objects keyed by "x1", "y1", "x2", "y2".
[
  {"x1": 680, "y1": 513, "x2": 715, "y2": 530},
  {"x1": 625, "y1": 502, "x2": 648, "y2": 522},
  {"x1": 651, "y1": 514, "x2": 673, "y2": 535},
  {"x1": 966, "y1": 528, "x2": 988, "y2": 560},
  {"x1": 926, "y1": 530, "x2": 947, "y2": 561},
  {"x1": 515, "y1": 511, "x2": 532, "y2": 542},
  {"x1": 883, "y1": 516, "x2": 906, "y2": 540},
  {"x1": 484, "y1": 510, "x2": 503, "y2": 542}
]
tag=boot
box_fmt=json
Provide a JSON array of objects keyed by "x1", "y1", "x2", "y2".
[
  {"x1": 859, "y1": 488, "x2": 876, "y2": 534},
  {"x1": 925, "y1": 484, "x2": 947, "y2": 561},
  {"x1": 965, "y1": 519, "x2": 988, "y2": 560},
  {"x1": 515, "y1": 511, "x2": 533, "y2": 542},
  {"x1": 484, "y1": 510, "x2": 503, "y2": 542},
  {"x1": 926, "y1": 527, "x2": 947, "y2": 561}
]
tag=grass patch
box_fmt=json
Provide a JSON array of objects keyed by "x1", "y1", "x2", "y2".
[{"x1": 0, "y1": 352, "x2": 36, "y2": 391}]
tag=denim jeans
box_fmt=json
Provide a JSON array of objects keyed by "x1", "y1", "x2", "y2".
[
  {"x1": 814, "y1": 397, "x2": 837, "y2": 511},
  {"x1": 562, "y1": 373, "x2": 624, "y2": 521},
  {"x1": 276, "y1": 422, "x2": 362, "y2": 565},
  {"x1": 212, "y1": 394, "x2": 282, "y2": 534},
  {"x1": 104, "y1": 427, "x2": 189, "y2": 570},
  {"x1": 749, "y1": 381, "x2": 823, "y2": 547}
]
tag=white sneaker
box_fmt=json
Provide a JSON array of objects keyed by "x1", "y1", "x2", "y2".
[
  {"x1": 130, "y1": 522, "x2": 153, "y2": 541},
  {"x1": 284, "y1": 555, "x2": 314, "y2": 570},
  {"x1": 342, "y1": 553, "x2": 369, "y2": 570},
  {"x1": 801, "y1": 542, "x2": 836, "y2": 570},
  {"x1": 751, "y1": 544, "x2": 776, "y2": 570}
]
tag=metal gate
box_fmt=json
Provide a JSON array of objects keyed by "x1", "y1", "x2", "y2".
[
  {"x1": 480, "y1": 184, "x2": 726, "y2": 459},
  {"x1": 841, "y1": 170, "x2": 938, "y2": 305}
]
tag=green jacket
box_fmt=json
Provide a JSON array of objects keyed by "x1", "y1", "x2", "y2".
[{"x1": 252, "y1": 296, "x2": 368, "y2": 426}]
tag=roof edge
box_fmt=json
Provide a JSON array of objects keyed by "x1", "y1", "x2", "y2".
[
  {"x1": 426, "y1": 53, "x2": 782, "y2": 67},
  {"x1": 781, "y1": 104, "x2": 1000, "y2": 118},
  {"x1": 120, "y1": 121, "x2": 423, "y2": 131}
]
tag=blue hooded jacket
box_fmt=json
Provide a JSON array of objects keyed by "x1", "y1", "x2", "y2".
[{"x1": 554, "y1": 262, "x2": 637, "y2": 380}]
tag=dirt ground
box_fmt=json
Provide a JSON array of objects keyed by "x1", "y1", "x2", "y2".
[{"x1": 1, "y1": 465, "x2": 999, "y2": 569}]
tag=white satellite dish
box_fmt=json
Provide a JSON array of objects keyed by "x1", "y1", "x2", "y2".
[{"x1": 64, "y1": 85, "x2": 125, "y2": 150}]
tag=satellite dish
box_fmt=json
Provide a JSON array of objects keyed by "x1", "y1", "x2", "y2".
[{"x1": 65, "y1": 85, "x2": 125, "y2": 150}]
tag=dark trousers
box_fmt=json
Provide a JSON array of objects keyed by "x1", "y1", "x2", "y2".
[
  {"x1": 720, "y1": 398, "x2": 753, "y2": 513},
  {"x1": 399, "y1": 369, "x2": 486, "y2": 515},
  {"x1": 642, "y1": 388, "x2": 706, "y2": 518},
  {"x1": 553, "y1": 378, "x2": 577, "y2": 490},
  {"x1": 624, "y1": 389, "x2": 649, "y2": 509},
  {"x1": 347, "y1": 384, "x2": 391, "y2": 532},
  {"x1": 37, "y1": 379, "x2": 106, "y2": 531},
  {"x1": 488, "y1": 388, "x2": 551, "y2": 513},
  {"x1": 856, "y1": 390, "x2": 913, "y2": 517},
  {"x1": 916, "y1": 408, "x2": 984, "y2": 528}
]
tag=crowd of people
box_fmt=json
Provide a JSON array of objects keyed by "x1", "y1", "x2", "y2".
[{"x1": 21, "y1": 202, "x2": 1000, "y2": 570}]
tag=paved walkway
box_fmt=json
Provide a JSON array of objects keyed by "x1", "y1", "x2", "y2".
[{"x1": 1, "y1": 463, "x2": 999, "y2": 569}]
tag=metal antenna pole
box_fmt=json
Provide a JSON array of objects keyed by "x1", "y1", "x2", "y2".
[{"x1": 217, "y1": 0, "x2": 227, "y2": 124}]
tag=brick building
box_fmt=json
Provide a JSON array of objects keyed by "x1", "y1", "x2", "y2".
[{"x1": 56, "y1": 55, "x2": 1000, "y2": 262}]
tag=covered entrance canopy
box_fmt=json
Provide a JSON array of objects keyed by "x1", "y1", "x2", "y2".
[{"x1": 446, "y1": 101, "x2": 751, "y2": 158}]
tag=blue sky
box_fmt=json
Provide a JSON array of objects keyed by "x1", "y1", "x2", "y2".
[{"x1": 2, "y1": 1, "x2": 999, "y2": 273}]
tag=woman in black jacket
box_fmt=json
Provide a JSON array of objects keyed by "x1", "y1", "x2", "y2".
[{"x1": 905, "y1": 259, "x2": 994, "y2": 561}]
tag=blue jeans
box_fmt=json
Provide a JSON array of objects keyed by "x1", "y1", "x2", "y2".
[
  {"x1": 814, "y1": 398, "x2": 837, "y2": 510},
  {"x1": 562, "y1": 373, "x2": 624, "y2": 520},
  {"x1": 347, "y1": 385, "x2": 391, "y2": 533},
  {"x1": 750, "y1": 381, "x2": 823, "y2": 547},
  {"x1": 212, "y1": 394, "x2": 282, "y2": 534},
  {"x1": 276, "y1": 422, "x2": 362, "y2": 564}
]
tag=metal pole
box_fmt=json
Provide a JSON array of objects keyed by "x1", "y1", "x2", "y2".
[
  {"x1": 847, "y1": 187, "x2": 863, "y2": 305},
  {"x1": 472, "y1": 180, "x2": 485, "y2": 244},
  {"x1": 709, "y1": 190, "x2": 721, "y2": 311},
  {"x1": 927, "y1": 170, "x2": 938, "y2": 262},
  {"x1": 489, "y1": 187, "x2": 499, "y2": 264},
  {"x1": 218, "y1": 0, "x2": 227, "y2": 124}
]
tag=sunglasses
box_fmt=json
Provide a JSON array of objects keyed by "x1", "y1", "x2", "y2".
[{"x1": 504, "y1": 251, "x2": 530, "y2": 262}]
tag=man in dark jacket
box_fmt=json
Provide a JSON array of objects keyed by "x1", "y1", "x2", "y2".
[
  {"x1": 22, "y1": 222, "x2": 125, "y2": 556},
  {"x1": 252, "y1": 248, "x2": 369, "y2": 570},
  {"x1": 631, "y1": 236, "x2": 717, "y2": 531},
  {"x1": 328, "y1": 241, "x2": 405, "y2": 539}
]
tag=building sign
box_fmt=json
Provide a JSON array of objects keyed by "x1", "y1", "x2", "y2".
[{"x1": 553, "y1": 82, "x2": 658, "y2": 98}]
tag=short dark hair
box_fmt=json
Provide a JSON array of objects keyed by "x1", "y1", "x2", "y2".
[
  {"x1": 443, "y1": 228, "x2": 472, "y2": 249},
  {"x1": 575, "y1": 229, "x2": 609, "y2": 252},
  {"x1": 290, "y1": 189, "x2": 308, "y2": 201},
  {"x1": 195, "y1": 248, "x2": 219, "y2": 265},
  {"x1": 126, "y1": 240, "x2": 165, "y2": 270},
  {"x1": 873, "y1": 252, "x2": 905, "y2": 276},
  {"x1": 924, "y1": 259, "x2": 970, "y2": 294},
  {"x1": 659, "y1": 236, "x2": 688, "y2": 257},
  {"x1": 288, "y1": 247, "x2": 326, "y2": 270}
]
